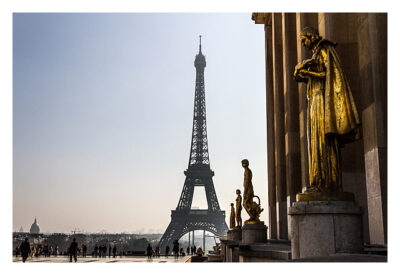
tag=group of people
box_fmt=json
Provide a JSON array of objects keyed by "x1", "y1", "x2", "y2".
[
  {"x1": 93, "y1": 244, "x2": 117, "y2": 258},
  {"x1": 146, "y1": 244, "x2": 161, "y2": 259},
  {"x1": 15, "y1": 237, "x2": 118, "y2": 263},
  {"x1": 147, "y1": 241, "x2": 204, "y2": 260},
  {"x1": 14, "y1": 240, "x2": 61, "y2": 261},
  {"x1": 69, "y1": 239, "x2": 118, "y2": 262},
  {"x1": 164, "y1": 241, "x2": 204, "y2": 259},
  {"x1": 16, "y1": 238, "x2": 204, "y2": 262},
  {"x1": 188, "y1": 245, "x2": 202, "y2": 256}
]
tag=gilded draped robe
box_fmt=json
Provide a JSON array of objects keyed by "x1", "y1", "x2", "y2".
[
  {"x1": 306, "y1": 40, "x2": 360, "y2": 192},
  {"x1": 243, "y1": 166, "x2": 253, "y2": 211}
]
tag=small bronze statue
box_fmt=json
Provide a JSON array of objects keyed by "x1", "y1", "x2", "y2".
[
  {"x1": 294, "y1": 27, "x2": 360, "y2": 201},
  {"x1": 241, "y1": 159, "x2": 263, "y2": 224},
  {"x1": 235, "y1": 189, "x2": 242, "y2": 228},
  {"x1": 229, "y1": 203, "x2": 236, "y2": 229}
]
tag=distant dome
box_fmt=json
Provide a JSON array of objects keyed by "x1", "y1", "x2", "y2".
[
  {"x1": 19, "y1": 226, "x2": 24, "y2": 233},
  {"x1": 30, "y1": 217, "x2": 40, "y2": 234}
]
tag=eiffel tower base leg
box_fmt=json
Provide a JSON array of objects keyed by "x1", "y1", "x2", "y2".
[
  {"x1": 158, "y1": 210, "x2": 228, "y2": 253},
  {"x1": 242, "y1": 223, "x2": 268, "y2": 244}
]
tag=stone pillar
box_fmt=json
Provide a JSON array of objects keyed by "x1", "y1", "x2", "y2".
[
  {"x1": 264, "y1": 13, "x2": 278, "y2": 240},
  {"x1": 282, "y1": 13, "x2": 302, "y2": 240},
  {"x1": 272, "y1": 13, "x2": 288, "y2": 240},
  {"x1": 318, "y1": 13, "x2": 370, "y2": 244},
  {"x1": 295, "y1": 13, "x2": 318, "y2": 192},
  {"x1": 357, "y1": 13, "x2": 387, "y2": 245},
  {"x1": 203, "y1": 230, "x2": 205, "y2": 252}
]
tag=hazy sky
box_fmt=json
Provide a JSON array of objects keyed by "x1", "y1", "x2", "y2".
[{"x1": 13, "y1": 13, "x2": 267, "y2": 234}]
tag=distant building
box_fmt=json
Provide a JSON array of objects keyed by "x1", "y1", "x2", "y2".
[
  {"x1": 19, "y1": 226, "x2": 23, "y2": 233},
  {"x1": 29, "y1": 217, "x2": 40, "y2": 234}
]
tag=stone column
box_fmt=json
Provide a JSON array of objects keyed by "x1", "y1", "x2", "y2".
[
  {"x1": 272, "y1": 13, "x2": 288, "y2": 240},
  {"x1": 282, "y1": 13, "x2": 301, "y2": 240},
  {"x1": 203, "y1": 230, "x2": 205, "y2": 252},
  {"x1": 357, "y1": 13, "x2": 387, "y2": 245},
  {"x1": 264, "y1": 13, "x2": 277, "y2": 240},
  {"x1": 295, "y1": 13, "x2": 318, "y2": 192},
  {"x1": 318, "y1": 12, "x2": 371, "y2": 244}
]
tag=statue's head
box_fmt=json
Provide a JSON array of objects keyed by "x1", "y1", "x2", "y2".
[
  {"x1": 236, "y1": 189, "x2": 241, "y2": 195},
  {"x1": 299, "y1": 27, "x2": 321, "y2": 49},
  {"x1": 241, "y1": 159, "x2": 249, "y2": 167}
]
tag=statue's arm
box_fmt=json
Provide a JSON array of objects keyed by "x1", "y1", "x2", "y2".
[
  {"x1": 294, "y1": 58, "x2": 314, "y2": 73},
  {"x1": 301, "y1": 70, "x2": 326, "y2": 79},
  {"x1": 299, "y1": 49, "x2": 328, "y2": 79},
  {"x1": 294, "y1": 58, "x2": 315, "y2": 82}
]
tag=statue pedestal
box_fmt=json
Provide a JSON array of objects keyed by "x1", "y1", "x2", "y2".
[
  {"x1": 242, "y1": 223, "x2": 268, "y2": 244},
  {"x1": 288, "y1": 200, "x2": 363, "y2": 259},
  {"x1": 227, "y1": 228, "x2": 242, "y2": 241}
]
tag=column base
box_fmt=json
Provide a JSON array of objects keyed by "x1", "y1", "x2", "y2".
[{"x1": 289, "y1": 200, "x2": 363, "y2": 259}]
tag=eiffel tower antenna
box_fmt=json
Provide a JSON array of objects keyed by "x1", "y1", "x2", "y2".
[
  {"x1": 158, "y1": 37, "x2": 228, "y2": 252},
  {"x1": 199, "y1": 35, "x2": 202, "y2": 52}
]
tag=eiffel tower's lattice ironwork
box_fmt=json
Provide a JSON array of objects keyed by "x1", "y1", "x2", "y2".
[{"x1": 159, "y1": 37, "x2": 228, "y2": 252}]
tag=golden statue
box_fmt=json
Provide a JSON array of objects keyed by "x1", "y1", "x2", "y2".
[
  {"x1": 229, "y1": 203, "x2": 236, "y2": 229},
  {"x1": 235, "y1": 189, "x2": 243, "y2": 228},
  {"x1": 241, "y1": 159, "x2": 264, "y2": 224},
  {"x1": 294, "y1": 27, "x2": 361, "y2": 201}
]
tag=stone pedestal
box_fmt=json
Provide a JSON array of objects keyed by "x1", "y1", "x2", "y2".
[
  {"x1": 242, "y1": 223, "x2": 268, "y2": 244},
  {"x1": 220, "y1": 239, "x2": 239, "y2": 262},
  {"x1": 227, "y1": 228, "x2": 242, "y2": 241},
  {"x1": 289, "y1": 200, "x2": 363, "y2": 259}
]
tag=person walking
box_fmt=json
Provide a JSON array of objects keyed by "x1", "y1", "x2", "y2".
[
  {"x1": 108, "y1": 244, "x2": 111, "y2": 258},
  {"x1": 94, "y1": 244, "x2": 98, "y2": 258},
  {"x1": 165, "y1": 245, "x2": 170, "y2": 258},
  {"x1": 172, "y1": 239, "x2": 179, "y2": 259},
  {"x1": 154, "y1": 246, "x2": 159, "y2": 258},
  {"x1": 68, "y1": 238, "x2": 78, "y2": 262},
  {"x1": 186, "y1": 246, "x2": 190, "y2": 256},
  {"x1": 43, "y1": 244, "x2": 49, "y2": 257},
  {"x1": 146, "y1": 243, "x2": 153, "y2": 259},
  {"x1": 15, "y1": 245, "x2": 20, "y2": 258},
  {"x1": 20, "y1": 238, "x2": 31, "y2": 263},
  {"x1": 82, "y1": 244, "x2": 87, "y2": 257},
  {"x1": 112, "y1": 245, "x2": 117, "y2": 258}
]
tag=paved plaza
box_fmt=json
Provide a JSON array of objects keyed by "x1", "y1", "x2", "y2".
[{"x1": 13, "y1": 256, "x2": 191, "y2": 263}]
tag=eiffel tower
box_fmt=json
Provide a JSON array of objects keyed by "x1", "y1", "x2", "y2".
[{"x1": 158, "y1": 36, "x2": 228, "y2": 252}]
